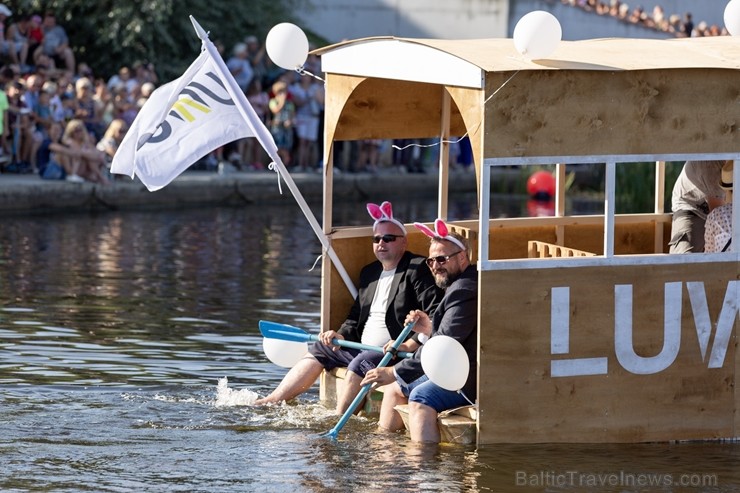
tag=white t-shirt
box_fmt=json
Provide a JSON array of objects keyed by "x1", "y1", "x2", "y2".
[{"x1": 361, "y1": 268, "x2": 395, "y2": 347}]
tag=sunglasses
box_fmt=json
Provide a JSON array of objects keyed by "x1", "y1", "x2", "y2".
[
  {"x1": 372, "y1": 234, "x2": 402, "y2": 244},
  {"x1": 426, "y1": 250, "x2": 462, "y2": 267}
]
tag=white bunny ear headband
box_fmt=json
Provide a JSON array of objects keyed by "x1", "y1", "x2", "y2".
[
  {"x1": 366, "y1": 201, "x2": 407, "y2": 235},
  {"x1": 413, "y1": 219, "x2": 466, "y2": 251}
]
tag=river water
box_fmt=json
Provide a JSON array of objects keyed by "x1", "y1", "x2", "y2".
[{"x1": 0, "y1": 201, "x2": 737, "y2": 492}]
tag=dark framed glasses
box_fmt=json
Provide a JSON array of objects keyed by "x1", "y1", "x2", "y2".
[
  {"x1": 426, "y1": 250, "x2": 462, "y2": 267},
  {"x1": 372, "y1": 234, "x2": 402, "y2": 244}
]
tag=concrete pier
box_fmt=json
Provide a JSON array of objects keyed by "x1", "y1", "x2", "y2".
[{"x1": 0, "y1": 169, "x2": 480, "y2": 215}]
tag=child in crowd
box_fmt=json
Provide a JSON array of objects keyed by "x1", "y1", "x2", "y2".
[{"x1": 268, "y1": 80, "x2": 295, "y2": 168}]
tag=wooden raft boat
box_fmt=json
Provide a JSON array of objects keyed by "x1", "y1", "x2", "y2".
[{"x1": 312, "y1": 36, "x2": 739, "y2": 444}]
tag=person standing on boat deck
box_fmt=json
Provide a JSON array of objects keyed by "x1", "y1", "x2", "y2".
[
  {"x1": 362, "y1": 223, "x2": 478, "y2": 443},
  {"x1": 704, "y1": 161, "x2": 734, "y2": 253},
  {"x1": 669, "y1": 160, "x2": 726, "y2": 253},
  {"x1": 255, "y1": 202, "x2": 443, "y2": 412}
]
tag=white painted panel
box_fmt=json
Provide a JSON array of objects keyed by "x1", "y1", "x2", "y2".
[{"x1": 321, "y1": 40, "x2": 484, "y2": 88}]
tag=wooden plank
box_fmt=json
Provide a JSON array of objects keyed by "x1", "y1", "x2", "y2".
[
  {"x1": 325, "y1": 228, "x2": 437, "y2": 333},
  {"x1": 484, "y1": 69, "x2": 740, "y2": 158},
  {"x1": 527, "y1": 241, "x2": 596, "y2": 258},
  {"x1": 478, "y1": 262, "x2": 738, "y2": 443},
  {"x1": 329, "y1": 77, "x2": 467, "y2": 141},
  {"x1": 321, "y1": 368, "x2": 386, "y2": 416}
]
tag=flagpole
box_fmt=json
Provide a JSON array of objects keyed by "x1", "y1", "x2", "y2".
[{"x1": 189, "y1": 16, "x2": 358, "y2": 300}]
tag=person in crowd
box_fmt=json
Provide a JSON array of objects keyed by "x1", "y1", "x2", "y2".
[
  {"x1": 0, "y1": 4, "x2": 20, "y2": 67},
  {"x1": 256, "y1": 202, "x2": 443, "y2": 413},
  {"x1": 244, "y1": 35, "x2": 266, "y2": 85},
  {"x1": 226, "y1": 42, "x2": 253, "y2": 93},
  {"x1": 137, "y1": 81, "x2": 154, "y2": 110},
  {"x1": 36, "y1": 120, "x2": 65, "y2": 179},
  {"x1": 33, "y1": 86, "x2": 53, "y2": 138},
  {"x1": 73, "y1": 76, "x2": 104, "y2": 140},
  {"x1": 362, "y1": 222, "x2": 477, "y2": 443},
  {"x1": 27, "y1": 14, "x2": 43, "y2": 57},
  {"x1": 6, "y1": 13, "x2": 31, "y2": 69},
  {"x1": 268, "y1": 79, "x2": 295, "y2": 168},
  {"x1": 669, "y1": 160, "x2": 726, "y2": 253},
  {"x1": 74, "y1": 61, "x2": 93, "y2": 80},
  {"x1": 132, "y1": 60, "x2": 158, "y2": 87},
  {"x1": 241, "y1": 77, "x2": 270, "y2": 169},
  {"x1": 0, "y1": 69, "x2": 9, "y2": 165},
  {"x1": 704, "y1": 161, "x2": 734, "y2": 253},
  {"x1": 34, "y1": 11, "x2": 75, "y2": 75},
  {"x1": 33, "y1": 51, "x2": 64, "y2": 78},
  {"x1": 60, "y1": 118, "x2": 109, "y2": 184},
  {"x1": 106, "y1": 66, "x2": 138, "y2": 95},
  {"x1": 96, "y1": 118, "x2": 127, "y2": 167},
  {"x1": 358, "y1": 139, "x2": 382, "y2": 173},
  {"x1": 6, "y1": 79, "x2": 41, "y2": 173},
  {"x1": 22, "y1": 73, "x2": 44, "y2": 115},
  {"x1": 682, "y1": 12, "x2": 694, "y2": 36},
  {"x1": 289, "y1": 73, "x2": 322, "y2": 170}
]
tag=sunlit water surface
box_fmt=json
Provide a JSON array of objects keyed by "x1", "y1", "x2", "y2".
[{"x1": 0, "y1": 200, "x2": 737, "y2": 492}]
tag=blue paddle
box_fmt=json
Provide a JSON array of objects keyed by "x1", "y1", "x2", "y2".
[
  {"x1": 258, "y1": 320, "x2": 413, "y2": 359},
  {"x1": 321, "y1": 321, "x2": 416, "y2": 439}
]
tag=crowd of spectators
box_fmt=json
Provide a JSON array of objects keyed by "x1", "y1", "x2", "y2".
[
  {"x1": 562, "y1": 1, "x2": 729, "y2": 37},
  {"x1": 0, "y1": 3, "x2": 729, "y2": 183},
  {"x1": 0, "y1": 7, "x2": 159, "y2": 183}
]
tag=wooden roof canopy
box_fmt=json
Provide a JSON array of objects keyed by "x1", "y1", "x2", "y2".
[{"x1": 314, "y1": 36, "x2": 740, "y2": 172}]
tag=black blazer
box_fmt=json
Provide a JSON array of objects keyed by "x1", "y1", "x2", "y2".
[
  {"x1": 394, "y1": 264, "x2": 478, "y2": 401},
  {"x1": 337, "y1": 251, "x2": 443, "y2": 342}
]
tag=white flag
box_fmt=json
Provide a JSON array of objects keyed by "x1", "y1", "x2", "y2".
[
  {"x1": 112, "y1": 51, "x2": 257, "y2": 191},
  {"x1": 112, "y1": 15, "x2": 359, "y2": 300}
]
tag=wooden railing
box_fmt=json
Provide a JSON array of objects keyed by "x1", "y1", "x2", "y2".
[{"x1": 528, "y1": 241, "x2": 597, "y2": 258}]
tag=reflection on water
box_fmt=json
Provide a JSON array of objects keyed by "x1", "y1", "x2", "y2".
[{"x1": 0, "y1": 203, "x2": 738, "y2": 492}]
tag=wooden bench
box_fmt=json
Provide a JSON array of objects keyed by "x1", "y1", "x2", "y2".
[
  {"x1": 323, "y1": 369, "x2": 478, "y2": 444},
  {"x1": 528, "y1": 240, "x2": 597, "y2": 258},
  {"x1": 395, "y1": 404, "x2": 477, "y2": 445},
  {"x1": 320, "y1": 367, "x2": 387, "y2": 416}
]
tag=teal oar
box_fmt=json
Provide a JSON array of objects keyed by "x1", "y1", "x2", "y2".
[
  {"x1": 258, "y1": 320, "x2": 413, "y2": 359},
  {"x1": 321, "y1": 321, "x2": 415, "y2": 439}
]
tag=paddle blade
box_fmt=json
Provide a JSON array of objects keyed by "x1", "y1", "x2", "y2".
[{"x1": 259, "y1": 320, "x2": 313, "y2": 343}]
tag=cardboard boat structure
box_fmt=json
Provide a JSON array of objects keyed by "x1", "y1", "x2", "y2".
[{"x1": 311, "y1": 35, "x2": 739, "y2": 445}]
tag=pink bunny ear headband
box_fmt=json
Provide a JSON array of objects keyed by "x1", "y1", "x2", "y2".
[
  {"x1": 366, "y1": 201, "x2": 406, "y2": 235},
  {"x1": 413, "y1": 219, "x2": 466, "y2": 251}
]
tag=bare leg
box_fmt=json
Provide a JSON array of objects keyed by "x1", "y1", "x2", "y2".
[
  {"x1": 336, "y1": 371, "x2": 363, "y2": 414},
  {"x1": 408, "y1": 402, "x2": 440, "y2": 443},
  {"x1": 377, "y1": 382, "x2": 407, "y2": 432},
  {"x1": 255, "y1": 356, "x2": 324, "y2": 404},
  {"x1": 62, "y1": 48, "x2": 76, "y2": 75},
  {"x1": 19, "y1": 44, "x2": 29, "y2": 66}
]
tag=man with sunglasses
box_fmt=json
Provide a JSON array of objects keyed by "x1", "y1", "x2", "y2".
[
  {"x1": 362, "y1": 226, "x2": 477, "y2": 443},
  {"x1": 256, "y1": 204, "x2": 443, "y2": 412}
]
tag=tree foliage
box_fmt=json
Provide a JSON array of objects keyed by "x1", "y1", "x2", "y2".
[{"x1": 12, "y1": 0, "x2": 302, "y2": 81}]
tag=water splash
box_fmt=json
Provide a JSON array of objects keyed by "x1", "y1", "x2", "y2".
[{"x1": 214, "y1": 376, "x2": 260, "y2": 407}]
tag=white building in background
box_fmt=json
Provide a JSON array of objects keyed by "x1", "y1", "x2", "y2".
[
  {"x1": 294, "y1": 0, "x2": 727, "y2": 43},
  {"x1": 294, "y1": 0, "x2": 510, "y2": 43}
]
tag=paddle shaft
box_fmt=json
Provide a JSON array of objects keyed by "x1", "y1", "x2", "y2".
[
  {"x1": 289, "y1": 331, "x2": 412, "y2": 359},
  {"x1": 259, "y1": 321, "x2": 413, "y2": 358},
  {"x1": 324, "y1": 321, "x2": 416, "y2": 439}
]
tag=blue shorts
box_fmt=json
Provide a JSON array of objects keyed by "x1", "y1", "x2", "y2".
[
  {"x1": 399, "y1": 375, "x2": 470, "y2": 412},
  {"x1": 309, "y1": 343, "x2": 388, "y2": 377}
]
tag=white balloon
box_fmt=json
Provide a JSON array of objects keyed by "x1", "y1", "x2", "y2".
[
  {"x1": 266, "y1": 22, "x2": 309, "y2": 70},
  {"x1": 725, "y1": 0, "x2": 740, "y2": 36},
  {"x1": 421, "y1": 335, "x2": 469, "y2": 391},
  {"x1": 262, "y1": 337, "x2": 308, "y2": 368},
  {"x1": 513, "y1": 10, "x2": 562, "y2": 60}
]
